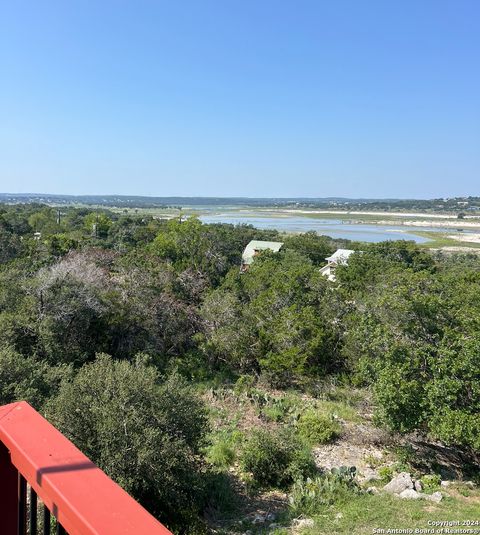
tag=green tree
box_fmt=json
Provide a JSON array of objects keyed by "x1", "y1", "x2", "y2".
[
  {"x1": 0, "y1": 347, "x2": 71, "y2": 409},
  {"x1": 47, "y1": 354, "x2": 209, "y2": 530},
  {"x1": 84, "y1": 212, "x2": 112, "y2": 238}
]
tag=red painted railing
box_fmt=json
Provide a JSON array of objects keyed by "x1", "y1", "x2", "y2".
[{"x1": 0, "y1": 401, "x2": 172, "y2": 535}]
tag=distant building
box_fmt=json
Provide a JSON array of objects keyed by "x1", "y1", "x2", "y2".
[
  {"x1": 320, "y1": 249, "x2": 355, "y2": 282},
  {"x1": 241, "y1": 240, "x2": 284, "y2": 272}
]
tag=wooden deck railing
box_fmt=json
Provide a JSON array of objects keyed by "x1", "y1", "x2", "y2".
[{"x1": 0, "y1": 401, "x2": 172, "y2": 535}]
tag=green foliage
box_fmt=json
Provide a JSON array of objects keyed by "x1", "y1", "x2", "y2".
[
  {"x1": 373, "y1": 361, "x2": 426, "y2": 433},
  {"x1": 84, "y1": 212, "x2": 112, "y2": 238},
  {"x1": 283, "y1": 231, "x2": 334, "y2": 265},
  {"x1": 151, "y1": 217, "x2": 263, "y2": 284},
  {"x1": 289, "y1": 468, "x2": 361, "y2": 515},
  {"x1": 290, "y1": 490, "x2": 480, "y2": 535},
  {"x1": 206, "y1": 439, "x2": 235, "y2": 468},
  {"x1": 240, "y1": 428, "x2": 317, "y2": 489},
  {"x1": 205, "y1": 429, "x2": 242, "y2": 468},
  {"x1": 378, "y1": 466, "x2": 394, "y2": 483},
  {"x1": 46, "y1": 354, "x2": 209, "y2": 530},
  {"x1": 202, "y1": 471, "x2": 238, "y2": 518},
  {"x1": 315, "y1": 400, "x2": 361, "y2": 422},
  {"x1": 201, "y1": 249, "x2": 343, "y2": 382},
  {"x1": 392, "y1": 444, "x2": 416, "y2": 466},
  {"x1": 260, "y1": 394, "x2": 303, "y2": 423},
  {"x1": 342, "y1": 262, "x2": 480, "y2": 453},
  {"x1": 297, "y1": 410, "x2": 341, "y2": 444},
  {"x1": 0, "y1": 347, "x2": 72, "y2": 409},
  {"x1": 420, "y1": 474, "x2": 441, "y2": 493},
  {"x1": 0, "y1": 226, "x2": 24, "y2": 263},
  {"x1": 233, "y1": 374, "x2": 256, "y2": 396}
]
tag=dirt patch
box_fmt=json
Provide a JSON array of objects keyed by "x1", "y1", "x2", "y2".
[
  {"x1": 313, "y1": 421, "x2": 394, "y2": 482},
  {"x1": 203, "y1": 388, "x2": 265, "y2": 433},
  {"x1": 314, "y1": 442, "x2": 384, "y2": 481}
]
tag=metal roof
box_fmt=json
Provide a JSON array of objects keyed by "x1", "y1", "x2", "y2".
[
  {"x1": 242, "y1": 240, "x2": 284, "y2": 265},
  {"x1": 325, "y1": 249, "x2": 356, "y2": 265}
]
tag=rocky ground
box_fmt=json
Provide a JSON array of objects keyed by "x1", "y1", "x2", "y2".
[{"x1": 204, "y1": 385, "x2": 480, "y2": 534}]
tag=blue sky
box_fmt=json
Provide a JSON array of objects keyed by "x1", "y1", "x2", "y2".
[{"x1": 0, "y1": 1, "x2": 479, "y2": 198}]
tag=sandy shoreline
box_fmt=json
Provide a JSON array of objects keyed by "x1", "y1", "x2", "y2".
[
  {"x1": 257, "y1": 209, "x2": 480, "y2": 229},
  {"x1": 376, "y1": 219, "x2": 480, "y2": 229},
  {"x1": 448, "y1": 233, "x2": 480, "y2": 243},
  {"x1": 264, "y1": 208, "x2": 480, "y2": 222}
]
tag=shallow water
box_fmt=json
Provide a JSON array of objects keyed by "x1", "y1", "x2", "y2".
[{"x1": 199, "y1": 214, "x2": 433, "y2": 243}]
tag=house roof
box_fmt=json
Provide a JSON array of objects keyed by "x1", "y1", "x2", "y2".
[
  {"x1": 325, "y1": 249, "x2": 355, "y2": 265},
  {"x1": 242, "y1": 240, "x2": 284, "y2": 265}
]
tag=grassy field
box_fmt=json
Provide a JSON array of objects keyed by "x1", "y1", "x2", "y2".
[{"x1": 294, "y1": 490, "x2": 480, "y2": 535}]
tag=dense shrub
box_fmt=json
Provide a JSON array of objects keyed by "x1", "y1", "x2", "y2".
[
  {"x1": 343, "y1": 267, "x2": 480, "y2": 454},
  {"x1": 240, "y1": 428, "x2": 317, "y2": 488},
  {"x1": 200, "y1": 250, "x2": 343, "y2": 383},
  {"x1": 297, "y1": 410, "x2": 342, "y2": 444},
  {"x1": 0, "y1": 347, "x2": 71, "y2": 409},
  {"x1": 46, "y1": 354, "x2": 209, "y2": 530}
]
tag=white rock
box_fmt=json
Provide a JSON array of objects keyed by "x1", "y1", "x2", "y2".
[
  {"x1": 414, "y1": 480, "x2": 423, "y2": 492},
  {"x1": 335, "y1": 513, "x2": 343, "y2": 520},
  {"x1": 367, "y1": 486, "x2": 380, "y2": 494},
  {"x1": 293, "y1": 518, "x2": 315, "y2": 528},
  {"x1": 441, "y1": 480, "x2": 451, "y2": 487},
  {"x1": 426, "y1": 491, "x2": 443, "y2": 503},
  {"x1": 399, "y1": 488, "x2": 422, "y2": 499},
  {"x1": 383, "y1": 472, "x2": 414, "y2": 494}
]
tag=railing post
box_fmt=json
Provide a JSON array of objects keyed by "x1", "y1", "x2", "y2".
[{"x1": 0, "y1": 441, "x2": 18, "y2": 535}]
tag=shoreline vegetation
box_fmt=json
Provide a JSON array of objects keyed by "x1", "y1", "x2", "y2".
[{"x1": 114, "y1": 207, "x2": 480, "y2": 249}]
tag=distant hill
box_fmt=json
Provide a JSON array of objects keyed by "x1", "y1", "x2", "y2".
[{"x1": 0, "y1": 193, "x2": 479, "y2": 213}]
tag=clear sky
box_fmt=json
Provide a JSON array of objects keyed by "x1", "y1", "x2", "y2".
[{"x1": 0, "y1": 1, "x2": 479, "y2": 198}]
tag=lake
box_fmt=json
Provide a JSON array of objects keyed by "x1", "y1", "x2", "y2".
[{"x1": 199, "y1": 214, "x2": 432, "y2": 243}]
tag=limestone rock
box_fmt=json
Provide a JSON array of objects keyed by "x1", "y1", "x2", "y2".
[
  {"x1": 383, "y1": 472, "x2": 414, "y2": 494},
  {"x1": 426, "y1": 491, "x2": 443, "y2": 503},
  {"x1": 293, "y1": 518, "x2": 315, "y2": 529},
  {"x1": 414, "y1": 480, "x2": 423, "y2": 492},
  {"x1": 399, "y1": 488, "x2": 422, "y2": 499}
]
